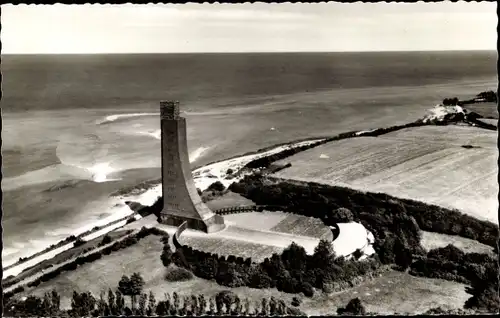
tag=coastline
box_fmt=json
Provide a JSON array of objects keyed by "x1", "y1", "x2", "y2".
[{"x1": 3, "y1": 100, "x2": 496, "y2": 281}]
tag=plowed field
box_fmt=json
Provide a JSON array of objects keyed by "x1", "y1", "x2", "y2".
[{"x1": 275, "y1": 126, "x2": 498, "y2": 223}]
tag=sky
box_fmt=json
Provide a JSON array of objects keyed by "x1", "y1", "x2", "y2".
[{"x1": 1, "y1": 2, "x2": 497, "y2": 54}]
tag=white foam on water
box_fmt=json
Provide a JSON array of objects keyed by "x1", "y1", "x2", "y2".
[
  {"x1": 87, "y1": 162, "x2": 121, "y2": 183},
  {"x1": 96, "y1": 112, "x2": 159, "y2": 125},
  {"x1": 189, "y1": 146, "x2": 210, "y2": 163},
  {"x1": 137, "y1": 129, "x2": 161, "y2": 140}
]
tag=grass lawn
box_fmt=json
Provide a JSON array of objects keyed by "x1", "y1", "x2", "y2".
[
  {"x1": 420, "y1": 231, "x2": 496, "y2": 255},
  {"x1": 223, "y1": 211, "x2": 288, "y2": 231},
  {"x1": 205, "y1": 191, "x2": 255, "y2": 210},
  {"x1": 300, "y1": 270, "x2": 470, "y2": 315}
]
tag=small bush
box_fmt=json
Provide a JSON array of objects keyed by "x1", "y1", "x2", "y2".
[
  {"x1": 165, "y1": 266, "x2": 194, "y2": 282},
  {"x1": 207, "y1": 181, "x2": 226, "y2": 192},
  {"x1": 301, "y1": 282, "x2": 314, "y2": 298},
  {"x1": 291, "y1": 297, "x2": 301, "y2": 307},
  {"x1": 100, "y1": 234, "x2": 112, "y2": 246},
  {"x1": 126, "y1": 217, "x2": 135, "y2": 224},
  {"x1": 73, "y1": 237, "x2": 86, "y2": 248}
]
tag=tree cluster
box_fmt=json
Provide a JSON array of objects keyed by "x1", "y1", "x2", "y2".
[
  {"x1": 117, "y1": 273, "x2": 146, "y2": 312},
  {"x1": 4, "y1": 290, "x2": 61, "y2": 317},
  {"x1": 476, "y1": 91, "x2": 497, "y2": 103},
  {"x1": 408, "y1": 244, "x2": 499, "y2": 313},
  {"x1": 171, "y1": 238, "x2": 381, "y2": 298},
  {"x1": 442, "y1": 97, "x2": 461, "y2": 106},
  {"x1": 201, "y1": 181, "x2": 228, "y2": 203},
  {"x1": 337, "y1": 297, "x2": 366, "y2": 315},
  {"x1": 4, "y1": 286, "x2": 305, "y2": 317},
  {"x1": 164, "y1": 266, "x2": 194, "y2": 282}
]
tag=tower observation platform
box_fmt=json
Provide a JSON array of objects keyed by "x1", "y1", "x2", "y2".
[{"x1": 158, "y1": 101, "x2": 225, "y2": 233}]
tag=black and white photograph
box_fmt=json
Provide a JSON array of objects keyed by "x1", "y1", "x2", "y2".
[{"x1": 1, "y1": 1, "x2": 498, "y2": 316}]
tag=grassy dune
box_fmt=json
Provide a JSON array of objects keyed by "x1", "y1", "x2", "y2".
[{"x1": 275, "y1": 125, "x2": 498, "y2": 223}]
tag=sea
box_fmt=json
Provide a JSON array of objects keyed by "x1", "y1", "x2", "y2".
[{"x1": 1, "y1": 51, "x2": 497, "y2": 267}]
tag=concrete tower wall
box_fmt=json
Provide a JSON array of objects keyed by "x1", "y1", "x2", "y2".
[{"x1": 159, "y1": 101, "x2": 225, "y2": 233}]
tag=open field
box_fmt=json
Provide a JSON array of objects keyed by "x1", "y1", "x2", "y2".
[
  {"x1": 381, "y1": 125, "x2": 496, "y2": 148},
  {"x1": 300, "y1": 270, "x2": 470, "y2": 315},
  {"x1": 466, "y1": 102, "x2": 498, "y2": 119},
  {"x1": 205, "y1": 191, "x2": 256, "y2": 211},
  {"x1": 275, "y1": 125, "x2": 498, "y2": 223},
  {"x1": 420, "y1": 231, "x2": 496, "y2": 255}
]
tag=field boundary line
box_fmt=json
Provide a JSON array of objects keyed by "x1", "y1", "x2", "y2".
[{"x1": 438, "y1": 169, "x2": 498, "y2": 198}]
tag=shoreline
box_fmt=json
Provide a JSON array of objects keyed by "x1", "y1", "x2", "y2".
[{"x1": 3, "y1": 100, "x2": 496, "y2": 280}]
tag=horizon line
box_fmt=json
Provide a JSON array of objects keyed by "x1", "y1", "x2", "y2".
[{"x1": 2, "y1": 49, "x2": 497, "y2": 55}]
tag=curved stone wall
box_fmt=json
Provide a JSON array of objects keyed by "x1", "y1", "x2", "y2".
[{"x1": 173, "y1": 221, "x2": 188, "y2": 249}]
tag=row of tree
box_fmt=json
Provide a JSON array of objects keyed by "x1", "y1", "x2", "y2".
[{"x1": 4, "y1": 283, "x2": 307, "y2": 317}]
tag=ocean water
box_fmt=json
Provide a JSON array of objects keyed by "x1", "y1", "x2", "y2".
[{"x1": 1, "y1": 51, "x2": 497, "y2": 266}]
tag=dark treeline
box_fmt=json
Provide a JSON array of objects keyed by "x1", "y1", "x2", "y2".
[
  {"x1": 443, "y1": 90, "x2": 498, "y2": 106},
  {"x1": 171, "y1": 236, "x2": 383, "y2": 298},
  {"x1": 4, "y1": 281, "x2": 305, "y2": 317},
  {"x1": 229, "y1": 176, "x2": 498, "y2": 249}
]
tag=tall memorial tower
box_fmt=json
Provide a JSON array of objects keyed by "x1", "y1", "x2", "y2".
[{"x1": 159, "y1": 101, "x2": 225, "y2": 233}]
